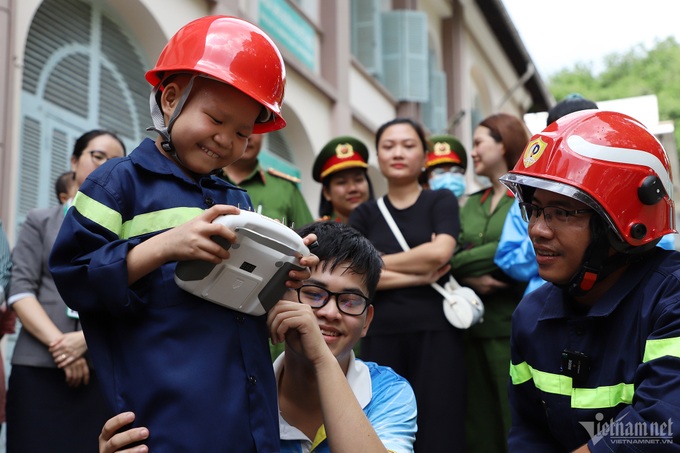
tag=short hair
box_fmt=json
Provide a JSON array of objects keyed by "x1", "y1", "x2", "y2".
[
  {"x1": 547, "y1": 94, "x2": 598, "y2": 126},
  {"x1": 296, "y1": 221, "x2": 383, "y2": 300},
  {"x1": 54, "y1": 171, "x2": 76, "y2": 203}
]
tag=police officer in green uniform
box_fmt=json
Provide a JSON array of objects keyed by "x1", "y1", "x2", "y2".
[
  {"x1": 220, "y1": 133, "x2": 313, "y2": 228},
  {"x1": 422, "y1": 134, "x2": 468, "y2": 203},
  {"x1": 312, "y1": 136, "x2": 373, "y2": 223}
]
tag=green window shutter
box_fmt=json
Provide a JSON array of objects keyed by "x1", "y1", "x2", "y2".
[
  {"x1": 48, "y1": 129, "x2": 71, "y2": 207},
  {"x1": 380, "y1": 11, "x2": 428, "y2": 102},
  {"x1": 17, "y1": 0, "x2": 152, "y2": 227},
  {"x1": 351, "y1": 0, "x2": 382, "y2": 77},
  {"x1": 98, "y1": 15, "x2": 151, "y2": 140},
  {"x1": 17, "y1": 118, "x2": 42, "y2": 219},
  {"x1": 423, "y1": 69, "x2": 448, "y2": 134},
  {"x1": 261, "y1": 131, "x2": 301, "y2": 180}
]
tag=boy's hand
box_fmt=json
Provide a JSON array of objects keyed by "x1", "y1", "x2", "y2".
[
  {"x1": 267, "y1": 300, "x2": 332, "y2": 366},
  {"x1": 285, "y1": 234, "x2": 319, "y2": 289},
  {"x1": 161, "y1": 205, "x2": 240, "y2": 264},
  {"x1": 99, "y1": 412, "x2": 149, "y2": 453}
]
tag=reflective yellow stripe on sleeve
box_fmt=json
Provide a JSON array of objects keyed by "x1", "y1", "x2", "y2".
[
  {"x1": 643, "y1": 337, "x2": 680, "y2": 362},
  {"x1": 509, "y1": 361, "x2": 634, "y2": 409},
  {"x1": 74, "y1": 192, "x2": 204, "y2": 239},
  {"x1": 509, "y1": 360, "x2": 532, "y2": 385},
  {"x1": 73, "y1": 192, "x2": 122, "y2": 236},
  {"x1": 120, "y1": 207, "x2": 204, "y2": 239}
]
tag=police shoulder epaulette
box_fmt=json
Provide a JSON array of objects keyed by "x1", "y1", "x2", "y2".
[{"x1": 267, "y1": 168, "x2": 301, "y2": 183}]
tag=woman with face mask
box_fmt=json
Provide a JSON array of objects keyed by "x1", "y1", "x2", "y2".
[{"x1": 422, "y1": 135, "x2": 468, "y2": 203}]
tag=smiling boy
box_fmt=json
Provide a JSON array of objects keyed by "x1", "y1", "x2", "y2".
[
  {"x1": 99, "y1": 222, "x2": 417, "y2": 453},
  {"x1": 49, "y1": 16, "x2": 318, "y2": 451}
]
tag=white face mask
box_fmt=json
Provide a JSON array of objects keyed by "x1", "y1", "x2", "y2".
[{"x1": 430, "y1": 172, "x2": 466, "y2": 198}]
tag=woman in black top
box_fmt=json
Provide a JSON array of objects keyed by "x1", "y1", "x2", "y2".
[{"x1": 350, "y1": 118, "x2": 464, "y2": 453}]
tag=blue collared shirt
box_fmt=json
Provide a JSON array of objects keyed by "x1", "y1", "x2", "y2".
[{"x1": 276, "y1": 351, "x2": 417, "y2": 453}]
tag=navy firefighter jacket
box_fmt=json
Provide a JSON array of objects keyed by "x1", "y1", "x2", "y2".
[
  {"x1": 49, "y1": 138, "x2": 279, "y2": 452},
  {"x1": 508, "y1": 247, "x2": 680, "y2": 452}
]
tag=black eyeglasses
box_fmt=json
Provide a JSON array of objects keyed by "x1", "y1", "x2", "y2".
[
  {"x1": 519, "y1": 202, "x2": 593, "y2": 229},
  {"x1": 295, "y1": 284, "x2": 370, "y2": 316},
  {"x1": 88, "y1": 150, "x2": 111, "y2": 167}
]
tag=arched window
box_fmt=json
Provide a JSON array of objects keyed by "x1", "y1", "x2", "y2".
[{"x1": 18, "y1": 0, "x2": 151, "y2": 222}]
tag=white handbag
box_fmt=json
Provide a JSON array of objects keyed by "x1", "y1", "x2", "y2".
[{"x1": 377, "y1": 197, "x2": 484, "y2": 329}]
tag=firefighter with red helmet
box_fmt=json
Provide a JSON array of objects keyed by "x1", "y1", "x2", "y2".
[
  {"x1": 500, "y1": 110, "x2": 680, "y2": 451},
  {"x1": 50, "y1": 16, "x2": 318, "y2": 450}
]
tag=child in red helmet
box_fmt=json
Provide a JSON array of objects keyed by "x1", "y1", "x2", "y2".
[
  {"x1": 500, "y1": 110, "x2": 680, "y2": 451},
  {"x1": 49, "y1": 16, "x2": 318, "y2": 451}
]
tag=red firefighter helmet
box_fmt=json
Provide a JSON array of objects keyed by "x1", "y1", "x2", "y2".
[
  {"x1": 145, "y1": 15, "x2": 286, "y2": 133},
  {"x1": 500, "y1": 110, "x2": 676, "y2": 249}
]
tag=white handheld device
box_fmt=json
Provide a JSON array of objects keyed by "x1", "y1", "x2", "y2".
[{"x1": 174, "y1": 210, "x2": 310, "y2": 316}]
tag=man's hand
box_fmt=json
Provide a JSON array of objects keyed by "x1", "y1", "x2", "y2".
[{"x1": 267, "y1": 300, "x2": 332, "y2": 366}]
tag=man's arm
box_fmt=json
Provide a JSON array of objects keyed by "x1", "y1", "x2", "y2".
[
  {"x1": 268, "y1": 301, "x2": 392, "y2": 452},
  {"x1": 508, "y1": 325, "x2": 565, "y2": 452},
  {"x1": 586, "y1": 295, "x2": 680, "y2": 451}
]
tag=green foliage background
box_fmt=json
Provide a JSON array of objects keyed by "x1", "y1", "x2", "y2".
[{"x1": 547, "y1": 37, "x2": 680, "y2": 151}]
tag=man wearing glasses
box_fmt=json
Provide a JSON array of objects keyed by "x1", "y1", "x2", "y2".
[
  {"x1": 500, "y1": 110, "x2": 680, "y2": 451},
  {"x1": 100, "y1": 221, "x2": 417, "y2": 453}
]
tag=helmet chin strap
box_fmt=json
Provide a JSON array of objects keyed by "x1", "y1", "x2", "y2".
[
  {"x1": 564, "y1": 235, "x2": 612, "y2": 297},
  {"x1": 558, "y1": 216, "x2": 617, "y2": 297},
  {"x1": 561, "y1": 219, "x2": 647, "y2": 298},
  {"x1": 147, "y1": 75, "x2": 201, "y2": 176}
]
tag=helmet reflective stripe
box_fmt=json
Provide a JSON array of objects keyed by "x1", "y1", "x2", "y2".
[
  {"x1": 502, "y1": 110, "x2": 676, "y2": 247},
  {"x1": 568, "y1": 135, "x2": 673, "y2": 200}
]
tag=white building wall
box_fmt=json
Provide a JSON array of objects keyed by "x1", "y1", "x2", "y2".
[{"x1": 3, "y1": 0, "x2": 541, "y2": 234}]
